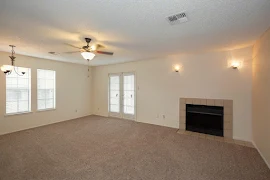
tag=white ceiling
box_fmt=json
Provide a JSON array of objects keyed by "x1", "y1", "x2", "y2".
[{"x1": 0, "y1": 0, "x2": 269, "y2": 66}]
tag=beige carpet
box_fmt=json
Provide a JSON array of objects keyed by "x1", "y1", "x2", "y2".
[{"x1": 0, "y1": 115, "x2": 269, "y2": 180}]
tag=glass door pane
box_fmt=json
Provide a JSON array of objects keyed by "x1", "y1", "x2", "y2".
[
  {"x1": 122, "y1": 73, "x2": 135, "y2": 119},
  {"x1": 109, "y1": 74, "x2": 121, "y2": 117}
]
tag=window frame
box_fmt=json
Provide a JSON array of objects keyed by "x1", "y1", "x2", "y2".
[
  {"x1": 37, "y1": 69, "x2": 56, "y2": 111},
  {"x1": 5, "y1": 67, "x2": 32, "y2": 115}
]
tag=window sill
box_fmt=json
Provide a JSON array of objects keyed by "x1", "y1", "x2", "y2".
[
  {"x1": 5, "y1": 111, "x2": 33, "y2": 117},
  {"x1": 37, "y1": 108, "x2": 56, "y2": 112}
]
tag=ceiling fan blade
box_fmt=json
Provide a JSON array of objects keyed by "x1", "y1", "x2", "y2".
[
  {"x1": 63, "y1": 51, "x2": 81, "y2": 54},
  {"x1": 64, "y1": 43, "x2": 81, "y2": 49},
  {"x1": 96, "y1": 51, "x2": 114, "y2": 55},
  {"x1": 96, "y1": 44, "x2": 105, "y2": 49}
]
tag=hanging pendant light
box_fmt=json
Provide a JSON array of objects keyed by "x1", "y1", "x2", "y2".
[{"x1": 1, "y1": 45, "x2": 25, "y2": 76}]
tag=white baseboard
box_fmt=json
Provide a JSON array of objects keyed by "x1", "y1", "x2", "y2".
[
  {"x1": 93, "y1": 112, "x2": 108, "y2": 117},
  {"x1": 252, "y1": 141, "x2": 270, "y2": 169},
  {"x1": 233, "y1": 136, "x2": 250, "y2": 142}
]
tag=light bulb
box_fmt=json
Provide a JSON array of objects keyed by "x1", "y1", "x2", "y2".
[
  {"x1": 231, "y1": 61, "x2": 240, "y2": 69},
  {"x1": 1, "y1": 65, "x2": 13, "y2": 72},
  {"x1": 174, "y1": 65, "x2": 180, "y2": 72},
  {"x1": 1, "y1": 65, "x2": 7, "y2": 72}
]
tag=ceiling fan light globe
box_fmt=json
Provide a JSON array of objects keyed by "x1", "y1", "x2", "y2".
[{"x1": 81, "y1": 52, "x2": 95, "y2": 60}]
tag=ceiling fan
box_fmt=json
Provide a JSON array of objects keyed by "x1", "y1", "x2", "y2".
[{"x1": 64, "y1": 38, "x2": 114, "y2": 60}]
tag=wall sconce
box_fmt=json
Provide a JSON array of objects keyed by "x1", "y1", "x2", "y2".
[
  {"x1": 174, "y1": 65, "x2": 180, "y2": 72},
  {"x1": 231, "y1": 61, "x2": 240, "y2": 69}
]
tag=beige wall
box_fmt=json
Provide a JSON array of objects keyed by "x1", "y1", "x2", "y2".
[
  {"x1": 252, "y1": 28, "x2": 270, "y2": 167},
  {"x1": 0, "y1": 52, "x2": 92, "y2": 135},
  {"x1": 92, "y1": 47, "x2": 253, "y2": 141}
]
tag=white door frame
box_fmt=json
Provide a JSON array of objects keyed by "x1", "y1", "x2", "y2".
[{"x1": 108, "y1": 72, "x2": 136, "y2": 120}]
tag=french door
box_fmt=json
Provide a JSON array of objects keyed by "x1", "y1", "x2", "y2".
[{"x1": 109, "y1": 72, "x2": 136, "y2": 120}]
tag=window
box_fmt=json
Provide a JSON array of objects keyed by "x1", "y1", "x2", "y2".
[
  {"x1": 6, "y1": 67, "x2": 31, "y2": 114},
  {"x1": 37, "y1": 69, "x2": 56, "y2": 110}
]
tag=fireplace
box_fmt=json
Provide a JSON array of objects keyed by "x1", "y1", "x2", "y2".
[
  {"x1": 179, "y1": 98, "x2": 233, "y2": 138},
  {"x1": 186, "y1": 104, "x2": 224, "y2": 137}
]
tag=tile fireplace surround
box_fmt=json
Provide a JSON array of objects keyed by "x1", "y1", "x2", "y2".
[{"x1": 179, "y1": 98, "x2": 233, "y2": 139}]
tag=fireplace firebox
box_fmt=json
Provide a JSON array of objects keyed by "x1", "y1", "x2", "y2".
[{"x1": 186, "y1": 104, "x2": 224, "y2": 137}]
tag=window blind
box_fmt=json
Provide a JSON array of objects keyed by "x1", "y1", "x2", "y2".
[
  {"x1": 6, "y1": 67, "x2": 31, "y2": 114},
  {"x1": 37, "y1": 69, "x2": 56, "y2": 110}
]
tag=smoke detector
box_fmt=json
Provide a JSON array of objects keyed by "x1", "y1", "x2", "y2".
[{"x1": 167, "y1": 12, "x2": 188, "y2": 25}]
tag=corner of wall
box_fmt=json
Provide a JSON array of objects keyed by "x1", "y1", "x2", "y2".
[
  {"x1": 252, "y1": 26, "x2": 270, "y2": 169},
  {"x1": 252, "y1": 141, "x2": 270, "y2": 169}
]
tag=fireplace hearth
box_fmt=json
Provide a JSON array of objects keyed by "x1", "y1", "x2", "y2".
[{"x1": 186, "y1": 104, "x2": 224, "y2": 137}]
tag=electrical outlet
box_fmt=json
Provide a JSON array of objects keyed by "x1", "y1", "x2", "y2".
[
  {"x1": 163, "y1": 115, "x2": 165, "y2": 119},
  {"x1": 75, "y1": 110, "x2": 78, "y2": 113}
]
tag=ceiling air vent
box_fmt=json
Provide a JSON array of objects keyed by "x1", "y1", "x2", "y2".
[{"x1": 167, "y1": 12, "x2": 188, "y2": 25}]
